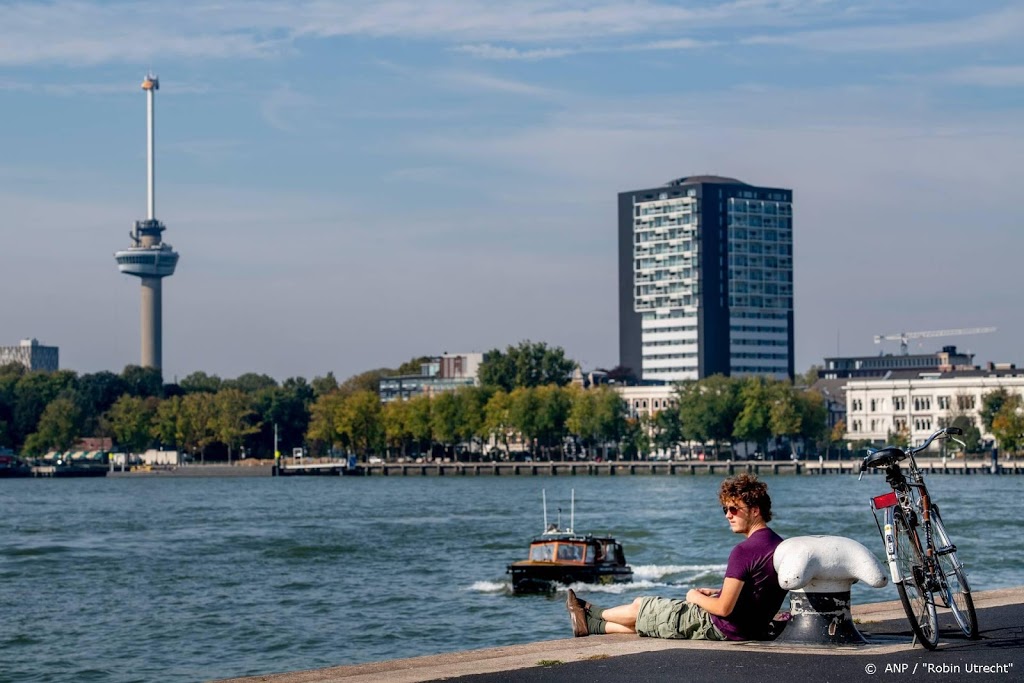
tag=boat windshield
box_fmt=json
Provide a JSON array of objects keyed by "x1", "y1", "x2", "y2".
[
  {"x1": 529, "y1": 543, "x2": 556, "y2": 561},
  {"x1": 528, "y1": 542, "x2": 589, "y2": 563}
]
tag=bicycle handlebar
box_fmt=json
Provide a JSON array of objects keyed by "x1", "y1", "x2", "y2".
[{"x1": 908, "y1": 427, "x2": 962, "y2": 456}]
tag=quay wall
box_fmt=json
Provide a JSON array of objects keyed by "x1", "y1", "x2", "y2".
[{"x1": 277, "y1": 459, "x2": 1024, "y2": 477}]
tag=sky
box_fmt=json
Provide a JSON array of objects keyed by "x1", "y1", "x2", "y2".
[{"x1": 1, "y1": 1, "x2": 1022, "y2": 384}]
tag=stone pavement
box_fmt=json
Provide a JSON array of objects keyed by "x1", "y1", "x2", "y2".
[{"x1": 215, "y1": 587, "x2": 1024, "y2": 683}]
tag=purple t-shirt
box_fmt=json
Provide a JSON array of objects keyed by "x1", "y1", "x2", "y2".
[{"x1": 710, "y1": 527, "x2": 787, "y2": 640}]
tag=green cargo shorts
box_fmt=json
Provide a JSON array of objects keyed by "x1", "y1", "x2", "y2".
[{"x1": 634, "y1": 596, "x2": 725, "y2": 640}]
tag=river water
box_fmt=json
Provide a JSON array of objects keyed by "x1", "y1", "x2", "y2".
[{"x1": 2, "y1": 473, "x2": 1020, "y2": 682}]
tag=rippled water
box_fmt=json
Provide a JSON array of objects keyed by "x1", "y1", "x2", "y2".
[{"x1": 2, "y1": 473, "x2": 1020, "y2": 682}]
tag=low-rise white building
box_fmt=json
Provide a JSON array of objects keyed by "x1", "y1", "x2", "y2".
[
  {"x1": 844, "y1": 366, "x2": 1024, "y2": 446},
  {"x1": 615, "y1": 384, "x2": 677, "y2": 419}
]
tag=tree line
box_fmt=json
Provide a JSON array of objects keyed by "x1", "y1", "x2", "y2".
[{"x1": 3, "y1": 340, "x2": 1020, "y2": 461}]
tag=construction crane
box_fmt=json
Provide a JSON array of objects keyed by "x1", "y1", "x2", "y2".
[{"x1": 873, "y1": 327, "x2": 997, "y2": 355}]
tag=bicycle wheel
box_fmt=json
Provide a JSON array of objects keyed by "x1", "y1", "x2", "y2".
[
  {"x1": 931, "y1": 509, "x2": 979, "y2": 639},
  {"x1": 893, "y1": 508, "x2": 939, "y2": 649}
]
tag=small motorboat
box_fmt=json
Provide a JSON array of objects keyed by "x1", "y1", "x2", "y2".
[{"x1": 507, "y1": 490, "x2": 633, "y2": 594}]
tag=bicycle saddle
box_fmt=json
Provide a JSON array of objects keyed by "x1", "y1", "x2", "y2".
[{"x1": 861, "y1": 447, "x2": 906, "y2": 469}]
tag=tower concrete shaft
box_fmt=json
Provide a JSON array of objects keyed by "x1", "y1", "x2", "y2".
[{"x1": 141, "y1": 277, "x2": 162, "y2": 369}]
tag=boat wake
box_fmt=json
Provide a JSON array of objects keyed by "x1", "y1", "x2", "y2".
[
  {"x1": 631, "y1": 564, "x2": 726, "y2": 582},
  {"x1": 467, "y1": 562, "x2": 727, "y2": 596}
]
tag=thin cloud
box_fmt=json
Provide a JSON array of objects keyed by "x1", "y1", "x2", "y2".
[
  {"x1": 744, "y1": 6, "x2": 1024, "y2": 52},
  {"x1": 0, "y1": 0, "x2": 862, "y2": 66},
  {"x1": 452, "y1": 44, "x2": 577, "y2": 61},
  {"x1": 438, "y1": 70, "x2": 558, "y2": 98}
]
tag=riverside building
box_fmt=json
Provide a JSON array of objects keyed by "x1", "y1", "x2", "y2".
[
  {"x1": 844, "y1": 364, "x2": 1024, "y2": 446},
  {"x1": 618, "y1": 175, "x2": 794, "y2": 383}
]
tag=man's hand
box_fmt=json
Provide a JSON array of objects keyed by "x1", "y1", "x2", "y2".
[{"x1": 686, "y1": 588, "x2": 718, "y2": 603}]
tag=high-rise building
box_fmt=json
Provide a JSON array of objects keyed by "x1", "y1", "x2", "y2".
[
  {"x1": 114, "y1": 74, "x2": 179, "y2": 371},
  {"x1": 618, "y1": 175, "x2": 794, "y2": 383},
  {"x1": 0, "y1": 338, "x2": 59, "y2": 372}
]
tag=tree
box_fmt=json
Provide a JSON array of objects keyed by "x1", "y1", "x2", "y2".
[
  {"x1": 483, "y1": 390, "x2": 513, "y2": 455},
  {"x1": 828, "y1": 419, "x2": 848, "y2": 459},
  {"x1": 733, "y1": 377, "x2": 774, "y2": 457},
  {"x1": 76, "y1": 371, "x2": 128, "y2": 436},
  {"x1": 406, "y1": 395, "x2": 434, "y2": 456},
  {"x1": 430, "y1": 391, "x2": 461, "y2": 457},
  {"x1": 382, "y1": 398, "x2": 413, "y2": 458},
  {"x1": 769, "y1": 387, "x2": 802, "y2": 454},
  {"x1": 886, "y1": 424, "x2": 911, "y2": 449},
  {"x1": 395, "y1": 356, "x2": 433, "y2": 375},
  {"x1": 121, "y1": 365, "x2": 164, "y2": 398},
  {"x1": 795, "y1": 389, "x2": 828, "y2": 454},
  {"x1": 478, "y1": 341, "x2": 575, "y2": 392},
  {"x1": 23, "y1": 395, "x2": 83, "y2": 455},
  {"x1": 224, "y1": 373, "x2": 278, "y2": 394},
  {"x1": 456, "y1": 386, "x2": 490, "y2": 456},
  {"x1": 251, "y1": 379, "x2": 313, "y2": 458},
  {"x1": 12, "y1": 370, "x2": 77, "y2": 450},
  {"x1": 797, "y1": 365, "x2": 823, "y2": 387},
  {"x1": 180, "y1": 371, "x2": 223, "y2": 394},
  {"x1": 980, "y1": 388, "x2": 1011, "y2": 433},
  {"x1": 652, "y1": 408, "x2": 683, "y2": 456},
  {"x1": 179, "y1": 392, "x2": 218, "y2": 462},
  {"x1": 214, "y1": 389, "x2": 261, "y2": 463},
  {"x1": 104, "y1": 395, "x2": 157, "y2": 454},
  {"x1": 311, "y1": 372, "x2": 339, "y2": 398},
  {"x1": 948, "y1": 415, "x2": 981, "y2": 453},
  {"x1": 337, "y1": 390, "x2": 383, "y2": 458},
  {"x1": 677, "y1": 375, "x2": 742, "y2": 458},
  {"x1": 991, "y1": 394, "x2": 1024, "y2": 455},
  {"x1": 307, "y1": 392, "x2": 347, "y2": 454},
  {"x1": 532, "y1": 385, "x2": 572, "y2": 459},
  {"x1": 338, "y1": 369, "x2": 390, "y2": 397}
]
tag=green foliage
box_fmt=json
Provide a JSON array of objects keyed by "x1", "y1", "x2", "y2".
[
  {"x1": 311, "y1": 372, "x2": 339, "y2": 398},
  {"x1": 336, "y1": 390, "x2": 384, "y2": 457},
  {"x1": 676, "y1": 375, "x2": 742, "y2": 448},
  {"x1": 980, "y1": 388, "x2": 1011, "y2": 433},
  {"x1": 339, "y1": 369, "x2": 390, "y2": 397},
  {"x1": 121, "y1": 365, "x2": 164, "y2": 398},
  {"x1": 104, "y1": 395, "x2": 157, "y2": 453},
  {"x1": 179, "y1": 371, "x2": 223, "y2": 394},
  {"x1": 478, "y1": 341, "x2": 575, "y2": 392},
  {"x1": 949, "y1": 415, "x2": 982, "y2": 452},
  {"x1": 213, "y1": 389, "x2": 262, "y2": 462},
  {"x1": 733, "y1": 377, "x2": 775, "y2": 449},
  {"x1": 395, "y1": 356, "x2": 433, "y2": 376},
  {"x1": 991, "y1": 394, "x2": 1024, "y2": 454},
  {"x1": 23, "y1": 395, "x2": 83, "y2": 455}
]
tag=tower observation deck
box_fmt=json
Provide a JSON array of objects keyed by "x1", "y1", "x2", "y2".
[{"x1": 114, "y1": 74, "x2": 179, "y2": 371}]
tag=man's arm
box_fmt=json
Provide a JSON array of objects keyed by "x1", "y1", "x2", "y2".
[{"x1": 686, "y1": 578, "x2": 744, "y2": 617}]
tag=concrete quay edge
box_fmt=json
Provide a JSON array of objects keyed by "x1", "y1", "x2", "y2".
[{"x1": 213, "y1": 586, "x2": 1024, "y2": 683}]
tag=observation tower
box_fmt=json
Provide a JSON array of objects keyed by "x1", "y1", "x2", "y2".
[{"x1": 114, "y1": 74, "x2": 179, "y2": 371}]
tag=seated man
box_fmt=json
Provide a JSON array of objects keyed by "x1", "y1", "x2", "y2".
[{"x1": 566, "y1": 473, "x2": 786, "y2": 641}]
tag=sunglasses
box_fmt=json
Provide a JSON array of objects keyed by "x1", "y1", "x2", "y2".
[{"x1": 722, "y1": 505, "x2": 748, "y2": 516}]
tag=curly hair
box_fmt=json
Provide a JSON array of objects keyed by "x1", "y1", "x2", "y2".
[{"x1": 719, "y1": 473, "x2": 773, "y2": 522}]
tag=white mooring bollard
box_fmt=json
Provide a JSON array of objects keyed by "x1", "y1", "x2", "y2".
[{"x1": 773, "y1": 535, "x2": 887, "y2": 646}]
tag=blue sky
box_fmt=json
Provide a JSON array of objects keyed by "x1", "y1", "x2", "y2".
[{"x1": 2, "y1": 1, "x2": 1022, "y2": 383}]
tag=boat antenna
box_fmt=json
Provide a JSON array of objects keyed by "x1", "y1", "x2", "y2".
[
  {"x1": 570, "y1": 489, "x2": 575, "y2": 533},
  {"x1": 542, "y1": 489, "x2": 548, "y2": 532}
]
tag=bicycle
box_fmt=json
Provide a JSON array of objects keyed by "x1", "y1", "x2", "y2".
[{"x1": 858, "y1": 427, "x2": 979, "y2": 649}]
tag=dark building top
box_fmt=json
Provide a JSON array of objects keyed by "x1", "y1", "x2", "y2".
[
  {"x1": 818, "y1": 346, "x2": 976, "y2": 379},
  {"x1": 666, "y1": 175, "x2": 748, "y2": 186}
]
